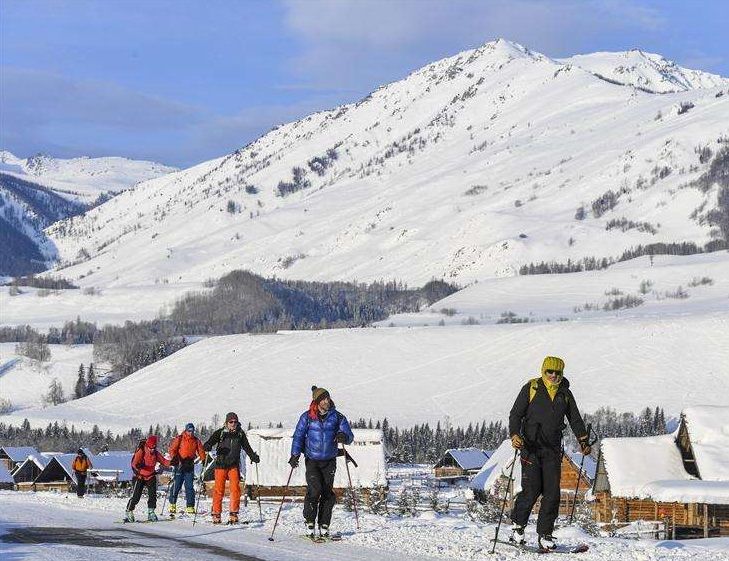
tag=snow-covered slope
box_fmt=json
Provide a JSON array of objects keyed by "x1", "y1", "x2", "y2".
[
  {"x1": 0, "y1": 151, "x2": 176, "y2": 204},
  {"x1": 0, "y1": 151, "x2": 175, "y2": 276},
  {"x1": 43, "y1": 39, "x2": 728, "y2": 300},
  {"x1": 562, "y1": 50, "x2": 729, "y2": 93},
  {"x1": 4, "y1": 308, "x2": 728, "y2": 432},
  {"x1": 0, "y1": 343, "x2": 95, "y2": 412},
  {"x1": 379, "y1": 251, "x2": 729, "y2": 327}
]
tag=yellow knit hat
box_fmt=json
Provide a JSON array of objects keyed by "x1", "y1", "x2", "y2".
[{"x1": 541, "y1": 356, "x2": 565, "y2": 374}]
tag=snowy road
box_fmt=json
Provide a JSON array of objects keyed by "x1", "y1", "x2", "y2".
[{"x1": 1, "y1": 491, "x2": 729, "y2": 561}]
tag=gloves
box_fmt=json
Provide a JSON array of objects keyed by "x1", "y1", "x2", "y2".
[
  {"x1": 511, "y1": 434, "x2": 524, "y2": 450},
  {"x1": 249, "y1": 451, "x2": 260, "y2": 464},
  {"x1": 335, "y1": 432, "x2": 348, "y2": 444},
  {"x1": 579, "y1": 437, "x2": 591, "y2": 456},
  {"x1": 288, "y1": 455, "x2": 300, "y2": 469}
]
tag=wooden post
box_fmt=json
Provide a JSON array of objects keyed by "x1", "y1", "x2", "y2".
[{"x1": 704, "y1": 504, "x2": 709, "y2": 538}]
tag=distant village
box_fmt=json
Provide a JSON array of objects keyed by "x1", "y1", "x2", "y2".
[{"x1": 1, "y1": 405, "x2": 727, "y2": 539}]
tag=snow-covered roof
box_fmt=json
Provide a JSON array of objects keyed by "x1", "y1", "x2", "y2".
[
  {"x1": 90, "y1": 453, "x2": 134, "y2": 483},
  {"x1": 470, "y1": 440, "x2": 522, "y2": 494},
  {"x1": 600, "y1": 434, "x2": 695, "y2": 499},
  {"x1": 682, "y1": 405, "x2": 729, "y2": 481},
  {"x1": 0, "y1": 463, "x2": 13, "y2": 483},
  {"x1": 439, "y1": 448, "x2": 489, "y2": 471},
  {"x1": 639, "y1": 480, "x2": 729, "y2": 505},
  {"x1": 246, "y1": 428, "x2": 386, "y2": 488},
  {"x1": 0, "y1": 446, "x2": 40, "y2": 462},
  {"x1": 35, "y1": 454, "x2": 78, "y2": 483},
  {"x1": 567, "y1": 451, "x2": 597, "y2": 482}
]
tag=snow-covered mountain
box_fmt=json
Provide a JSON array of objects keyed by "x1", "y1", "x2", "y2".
[
  {"x1": 562, "y1": 49, "x2": 729, "y2": 93},
  {"x1": 44, "y1": 40, "x2": 728, "y2": 299},
  {"x1": 0, "y1": 151, "x2": 175, "y2": 276},
  {"x1": 0, "y1": 151, "x2": 176, "y2": 204}
]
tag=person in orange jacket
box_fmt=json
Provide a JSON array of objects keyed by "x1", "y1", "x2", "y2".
[
  {"x1": 203, "y1": 412, "x2": 260, "y2": 525},
  {"x1": 167, "y1": 422, "x2": 206, "y2": 516},
  {"x1": 124, "y1": 435, "x2": 171, "y2": 522},
  {"x1": 72, "y1": 449, "x2": 93, "y2": 498}
]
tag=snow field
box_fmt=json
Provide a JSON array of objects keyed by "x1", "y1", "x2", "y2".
[
  {"x1": 0, "y1": 490, "x2": 728, "y2": 560},
  {"x1": 0, "y1": 343, "x2": 95, "y2": 411},
  {"x1": 3, "y1": 309, "x2": 729, "y2": 433}
]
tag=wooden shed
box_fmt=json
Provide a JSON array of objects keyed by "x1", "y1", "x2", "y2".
[
  {"x1": 0, "y1": 446, "x2": 40, "y2": 472},
  {"x1": 434, "y1": 448, "x2": 490, "y2": 481},
  {"x1": 592, "y1": 405, "x2": 729, "y2": 538},
  {"x1": 33, "y1": 454, "x2": 77, "y2": 492},
  {"x1": 12, "y1": 454, "x2": 49, "y2": 485}
]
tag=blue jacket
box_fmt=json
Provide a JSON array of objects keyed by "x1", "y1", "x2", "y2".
[{"x1": 291, "y1": 407, "x2": 354, "y2": 461}]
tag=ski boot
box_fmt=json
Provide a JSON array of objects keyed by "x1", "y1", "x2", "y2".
[
  {"x1": 538, "y1": 534, "x2": 557, "y2": 551},
  {"x1": 319, "y1": 524, "x2": 330, "y2": 540},
  {"x1": 211, "y1": 513, "x2": 222, "y2": 525},
  {"x1": 306, "y1": 521, "x2": 317, "y2": 541},
  {"x1": 227, "y1": 512, "x2": 239, "y2": 525},
  {"x1": 123, "y1": 510, "x2": 135, "y2": 523},
  {"x1": 185, "y1": 506, "x2": 195, "y2": 515},
  {"x1": 148, "y1": 508, "x2": 158, "y2": 522},
  {"x1": 168, "y1": 503, "x2": 177, "y2": 518},
  {"x1": 509, "y1": 524, "x2": 526, "y2": 545}
]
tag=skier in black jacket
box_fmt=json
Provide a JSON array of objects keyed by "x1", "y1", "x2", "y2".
[
  {"x1": 203, "y1": 412, "x2": 260, "y2": 524},
  {"x1": 508, "y1": 356, "x2": 590, "y2": 551}
]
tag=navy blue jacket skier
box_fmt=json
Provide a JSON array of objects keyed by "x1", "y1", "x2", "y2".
[{"x1": 289, "y1": 385, "x2": 354, "y2": 538}]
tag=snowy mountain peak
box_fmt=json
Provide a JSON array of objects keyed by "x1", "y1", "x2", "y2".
[
  {"x1": 562, "y1": 50, "x2": 729, "y2": 93},
  {"x1": 38, "y1": 40, "x2": 729, "y2": 289}
]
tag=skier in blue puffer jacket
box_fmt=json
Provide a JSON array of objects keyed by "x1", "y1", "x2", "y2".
[{"x1": 289, "y1": 385, "x2": 354, "y2": 539}]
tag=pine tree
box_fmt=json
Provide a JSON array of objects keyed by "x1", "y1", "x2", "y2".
[
  {"x1": 86, "y1": 363, "x2": 97, "y2": 394},
  {"x1": 74, "y1": 364, "x2": 87, "y2": 399},
  {"x1": 44, "y1": 379, "x2": 66, "y2": 406}
]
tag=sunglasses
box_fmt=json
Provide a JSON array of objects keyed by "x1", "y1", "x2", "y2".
[{"x1": 545, "y1": 370, "x2": 563, "y2": 375}]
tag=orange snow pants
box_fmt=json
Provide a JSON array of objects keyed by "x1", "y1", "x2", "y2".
[{"x1": 212, "y1": 466, "x2": 241, "y2": 514}]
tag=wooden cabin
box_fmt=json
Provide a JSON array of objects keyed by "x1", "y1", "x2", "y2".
[
  {"x1": 33, "y1": 454, "x2": 77, "y2": 492},
  {"x1": 593, "y1": 405, "x2": 729, "y2": 538},
  {"x1": 470, "y1": 440, "x2": 595, "y2": 515},
  {"x1": 0, "y1": 446, "x2": 40, "y2": 472},
  {"x1": 12, "y1": 454, "x2": 49, "y2": 485},
  {"x1": 434, "y1": 448, "x2": 490, "y2": 482}
]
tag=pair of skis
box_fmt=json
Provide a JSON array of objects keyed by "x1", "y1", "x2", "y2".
[
  {"x1": 302, "y1": 532, "x2": 343, "y2": 544},
  {"x1": 491, "y1": 538, "x2": 589, "y2": 555}
]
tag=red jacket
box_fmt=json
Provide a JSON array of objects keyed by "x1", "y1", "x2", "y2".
[{"x1": 131, "y1": 443, "x2": 170, "y2": 481}]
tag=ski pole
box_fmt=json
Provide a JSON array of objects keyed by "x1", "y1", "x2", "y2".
[
  {"x1": 193, "y1": 456, "x2": 210, "y2": 527},
  {"x1": 341, "y1": 442, "x2": 360, "y2": 531},
  {"x1": 490, "y1": 448, "x2": 519, "y2": 555},
  {"x1": 268, "y1": 466, "x2": 294, "y2": 542},
  {"x1": 255, "y1": 461, "x2": 263, "y2": 524},
  {"x1": 160, "y1": 467, "x2": 175, "y2": 515},
  {"x1": 569, "y1": 424, "x2": 597, "y2": 524}
]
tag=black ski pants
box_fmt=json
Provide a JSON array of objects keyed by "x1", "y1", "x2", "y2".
[
  {"x1": 126, "y1": 477, "x2": 158, "y2": 511},
  {"x1": 75, "y1": 472, "x2": 87, "y2": 497},
  {"x1": 303, "y1": 458, "x2": 337, "y2": 527},
  {"x1": 511, "y1": 447, "x2": 562, "y2": 535}
]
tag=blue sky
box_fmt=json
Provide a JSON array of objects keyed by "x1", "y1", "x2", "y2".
[{"x1": 1, "y1": 0, "x2": 727, "y2": 168}]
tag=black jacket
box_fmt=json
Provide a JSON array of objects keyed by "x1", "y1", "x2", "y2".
[
  {"x1": 509, "y1": 376, "x2": 587, "y2": 451},
  {"x1": 203, "y1": 425, "x2": 255, "y2": 469}
]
